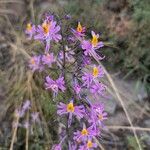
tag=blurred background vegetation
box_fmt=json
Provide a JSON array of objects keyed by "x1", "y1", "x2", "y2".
[
  {"x1": 63, "y1": 0, "x2": 150, "y2": 93},
  {"x1": 0, "y1": 0, "x2": 150, "y2": 149}
]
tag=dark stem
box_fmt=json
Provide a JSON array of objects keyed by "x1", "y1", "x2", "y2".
[{"x1": 60, "y1": 25, "x2": 66, "y2": 81}]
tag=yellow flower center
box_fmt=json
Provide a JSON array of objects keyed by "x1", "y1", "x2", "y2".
[
  {"x1": 67, "y1": 102, "x2": 75, "y2": 112},
  {"x1": 26, "y1": 23, "x2": 32, "y2": 31},
  {"x1": 93, "y1": 67, "x2": 99, "y2": 77},
  {"x1": 42, "y1": 22, "x2": 50, "y2": 34},
  {"x1": 31, "y1": 58, "x2": 35, "y2": 64},
  {"x1": 81, "y1": 128, "x2": 88, "y2": 136},
  {"x1": 46, "y1": 54, "x2": 51, "y2": 59},
  {"x1": 87, "y1": 140, "x2": 93, "y2": 148},
  {"x1": 91, "y1": 34, "x2": 98, "y2": 47},
  {"x1": 77, "y1": 22, "x2": 83, "y2": 33},
  {"x1": 98, "y1": 114, "x2": 103, "y2": 120}
]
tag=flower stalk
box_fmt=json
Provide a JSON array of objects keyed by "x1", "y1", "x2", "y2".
[{"x1": 26, "y1": 13, "x2": 108, "y2": 150}]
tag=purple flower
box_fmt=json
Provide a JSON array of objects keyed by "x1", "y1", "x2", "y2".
[
  {"x1": 71, "y1": 22, "x2": 86, "y2": 38},
  {"x1": 81, "y1": 31, "x2": 104, "y2": 60},
  {"x1": 35, "y1": 20, "x2": 62, "y2": 52},
  {"x1": 82, "y1": 56, "x2": 92, "y2": 67},
  {"x1": 93, "y1": 104, "x2": 108, "y2": 126},
  {"x1": 31, "y1": 112, "x2": 39, "y2": 122},
  {"x1": 79, "y1": 138, "x2": 97, "y2": 150},
  {"x1": 73, "y1": 125, "x2": 97, "y2": 142},
  {"x1": 23, "y1": 121, "x2": 30, "y2": 129},
  {"x1": 15, "y1": 108, "x2": 25, "y2": 118},
  {"x1": 82, "y1": 65, "x2": 104, "y2": 88},
  {"x1": 25, "y1": 23, "x2": 36, "y2": 39},
  {"x1": 57, "y1": 100, "x2": 85, "y2": 127},
  {"x1": 69, "y1": 142, "x2": 77, "y2": 150},
  {"x1": 29, "y1": 55, "x2": 42, "y2": 72},
  {"x1": 15, "y1": 100, "x2": 30, "y2": 118},
  {"x1": 82, "y1": 73, "x2": 93, "y2": 88},
  {"x1": 22, "y1": 100, "x2": 31, "y2": 111},
  {"x1": 42, "y1": 53, "x2": 55, "y2": 67},
  {"x1": 92, "y1": 65, "x2": 104, "y2": 78},
  {"x1": 90, "y1": 82, "x2": 106, "y2": 96},
  {"x1": 89, "y1": 103, "x2": 107, "y2": 127},
  {"x1": 81, "y1": 40, "x2": 92, "y2": 55},
  {"x1": 44, "y1": 13, "x2": 54, "y2": 22},
  {"x1": 73, "y1": 83, "x2": 81, "y2": 95},
  {"x1": 52, "y1": 144, "x2": 61, "y2": 150},
  {"x1": 68, "y1": 36, "x2": 76, "y2": 43},
  {"x1": 45, "y1": 76, "x2": 65, "y2": 95},
  {"x1": 56, "y1": 76, "x2": 66, "y2": 91}
]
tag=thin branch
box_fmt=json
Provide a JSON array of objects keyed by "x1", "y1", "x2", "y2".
[
  {"x1": 94, "y1": 137, "x2": 105, "y2": 150},
  {"x1": 0, "y1": 9, "x2": 18, "y2": 16},
  {"x1": 25, "y1": 111, "x2": 29, "y2": 150},
  {"x1": 107, "y1": 126, "x2": 150, "y2": 132},
  {"x1": 29, "y1": 0, "x2": 35, "y2": 23},
  {"x1": 61, "y1": 26, "x2": 66, "y2": 80},
  {"x1": 9, "y1": 115, "x2": 19, "y2": 150},
  {"x1": 0, "y1": 0, "x2": 24, "y2": 4}
]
